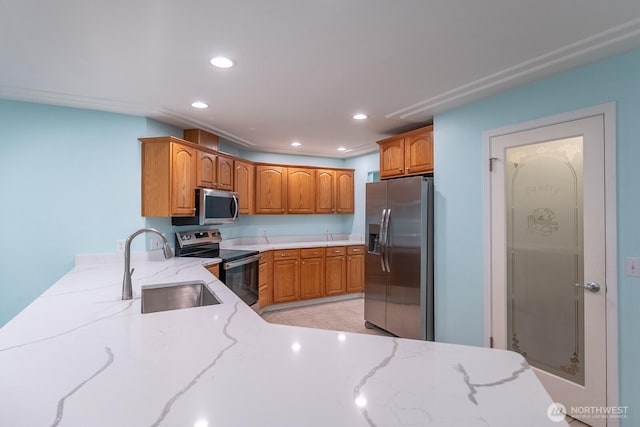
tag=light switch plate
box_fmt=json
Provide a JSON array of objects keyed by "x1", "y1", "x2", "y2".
[{"x1": 624, "y1": 257, "x2": 640, "y2": 277}]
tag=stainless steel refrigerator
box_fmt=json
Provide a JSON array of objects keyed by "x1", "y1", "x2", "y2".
[{"x1": 365, "y1": 176, "x2": 434, "y2": 340}]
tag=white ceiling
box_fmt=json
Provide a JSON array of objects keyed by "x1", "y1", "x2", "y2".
[{"x1": 2, "y1": 1, "x2": 640, "y2": 158}]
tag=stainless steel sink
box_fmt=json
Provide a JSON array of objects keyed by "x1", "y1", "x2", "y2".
[{"x1": 141, "y1": 281, "x2": 220, "y2": 314}]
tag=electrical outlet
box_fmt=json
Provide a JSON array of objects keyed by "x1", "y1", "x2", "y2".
[
  {"x1": 116, "y1": 240, "x2": 125, "y2": 253},
  {"x1": 150, "y1": 239, "x2": 161, "y2": 250},
  {"x1": 624, "y1": 257, "x2": 640, "y2": 277}
]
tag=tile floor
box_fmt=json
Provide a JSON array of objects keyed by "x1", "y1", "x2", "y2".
[
  {"x1": 260, "y1": 297, "x2": 390, "y2": 336},
  {"x1": 261, "y1": 298, "x2": 594, "y2": 427}
]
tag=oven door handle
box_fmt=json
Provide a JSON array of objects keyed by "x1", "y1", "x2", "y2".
[{"x1": 223, "y1": 254, "x2": 261, "y2": 270}]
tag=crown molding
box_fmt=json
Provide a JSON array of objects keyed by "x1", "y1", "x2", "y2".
[{"x1": 386, "y1": 17, "x2": 640, "y2": 119}]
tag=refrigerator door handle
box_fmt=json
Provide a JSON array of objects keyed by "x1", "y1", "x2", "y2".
[
  {"x1": 379, "y1": 209, "x2": 387, "y2": 272},
  {"x1": 383, "y1": 208, "x2": 391, "y2": 272}
]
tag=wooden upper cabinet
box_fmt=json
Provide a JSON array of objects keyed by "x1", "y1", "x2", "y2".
[
  {"x1": 170, "y1": 143, "x2": 197, "y2": 216},
  {"x1": 255, "y1": 165, "x2": 288, "y2": 214},
  {"x1": 196, "y1": 150, "x2": 233, "y2": 191},
  {"x1": 378, "y1": 125, "x2": 434, "y2": 179},
  {"x1": 335, "y1": 170, "x2": 354, "y2": 214},
  {"x1": 140, "y1": 133, "x2": 355, "y2": 217},
  {"x1": 234, "y1": 160, "x2": 255, "y2": 214},
  {"x1": 379, "y1": 135, "x2": 405, "y2": 179},
  {"x1": 287, "y1": 168, "x2": 315, "y2": 214},
  {"x1": 197, "y1": 150, "x2": 216, "y2": 188},
  {"x1": 405, "y1": 126, "x2": 433, "y2": 175},
  {"x1": 315, "y1": 169, "x2": 335, "y2": 214},
  {"x1": 216, "y1": 153, "x2": 234, "y2": 191},
  {"x1": 140, "y1": 137, "x2": 197, "y2": 217}
]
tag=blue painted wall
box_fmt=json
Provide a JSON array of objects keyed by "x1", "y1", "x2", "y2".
[
  {"x1": 0, "y1": 101, "x2": 158, "y2": 325},
  {"x1": 434, "y1": 48, "x2": 640, "y2": 424}
]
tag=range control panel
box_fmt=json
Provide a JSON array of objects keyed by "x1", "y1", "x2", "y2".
[{"x1": 175, "y1": 229, "x2": 221, "y2": 248}]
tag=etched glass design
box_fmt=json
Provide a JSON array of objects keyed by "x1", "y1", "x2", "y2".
[{"x1": 505, "y1": 136, "x2": 585, "y2": 385}]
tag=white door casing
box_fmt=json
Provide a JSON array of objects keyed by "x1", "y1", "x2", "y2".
[{"x1": 483, "y1": 104, "x2": 618, "y2": 426}]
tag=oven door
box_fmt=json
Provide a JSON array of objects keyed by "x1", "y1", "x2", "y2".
[{"x1": 220, "y1": 254, "x2": 260, "y2": 305}]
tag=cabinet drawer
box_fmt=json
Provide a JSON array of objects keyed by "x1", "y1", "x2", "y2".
[
  {"x1": 347, "y1": 245, "x2": 365, "y2": 255},
  {"x1": 325, "y1": 246, "x2": 346, "y2": 256},
  {"x1": 259, "y1": 251, "x2": 273, "y2": 264},
  {"x1": 274, "y1": 249, "x2": 299, "y2": 259},
  {"x1": 300, "y1": 247, "x2": 323, "y2": 259}
]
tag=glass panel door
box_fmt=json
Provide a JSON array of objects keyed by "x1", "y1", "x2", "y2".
[{"x1": 505, "y1": 137, "x2": 585, "y2": 385}]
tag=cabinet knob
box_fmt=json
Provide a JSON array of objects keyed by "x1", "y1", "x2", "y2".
[
  {"x1": 399, "y1": 168, "x2": 403, "y2": 172},
  {"x1": 406, "y1": 167, "x2": 410, "y2": 171}
]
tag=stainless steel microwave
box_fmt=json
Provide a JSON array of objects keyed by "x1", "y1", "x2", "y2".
[{"x1": 172, "y1": 189, "x2": 239, "y2": 226}]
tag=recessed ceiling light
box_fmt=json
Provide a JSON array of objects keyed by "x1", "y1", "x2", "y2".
[
  {"x1": 337, "y1": 147, "x2": 347, "y2": 152},
  {"x1": 291, "y1": 141, "x2": 301, "y2": 147},
  {"x1": 210, "y1": 56, "x2": 234, "y2": 69},
  {"x1": 352, "y1": 113, "x2": 368, "y2": 120},
  {"x1": 191, "y1": 101, "x2": 209, "y2": 109}
]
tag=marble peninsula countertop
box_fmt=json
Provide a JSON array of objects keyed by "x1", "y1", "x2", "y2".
[{"x1": 0, "y1": 249, "x2": 564, "y2": 426}]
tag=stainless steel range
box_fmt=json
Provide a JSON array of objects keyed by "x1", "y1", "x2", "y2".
[{"x1": 174, "y1": 229, "x2": 260, "y2": 306}]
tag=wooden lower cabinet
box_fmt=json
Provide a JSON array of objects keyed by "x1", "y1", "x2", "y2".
[
  {"x1": 272, "y1": 249, "x2": 299, "y2": 303},
  {"x1": 206, "y1": 263, "x2": 220, "y2": 278},
  {"x1": 263, "y1": 245, "x2": 363, "y2": 306},
  {"x1": 300, "y1": 248, "x2": 325, "y2": 299},
  {"x1": 258, "y1": 251, "x2": 273, "y2": 308},
  {"x1": 325, "y1": 246, "x2": 347, "y2": 296},
  {"x1": 346, "y1": 246, "x2": 365, "y2": 293}
]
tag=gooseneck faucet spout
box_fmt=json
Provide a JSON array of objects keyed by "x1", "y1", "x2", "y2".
[{"x1": 122, "y1": 228, "x2": 173, "y2": 300}]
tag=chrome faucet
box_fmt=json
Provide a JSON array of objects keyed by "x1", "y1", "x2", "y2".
[{"x1": 122, "y1": 228, "x2": 173, "y2": 300}]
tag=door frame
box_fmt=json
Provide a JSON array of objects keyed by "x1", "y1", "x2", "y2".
[{"x1": 482, "y1": 102, "x2": 619, "y2": 423}]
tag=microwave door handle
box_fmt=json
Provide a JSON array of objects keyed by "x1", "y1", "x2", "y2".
[{"x1": 232, "y1": 194, "x2": 239, "y2": 221}]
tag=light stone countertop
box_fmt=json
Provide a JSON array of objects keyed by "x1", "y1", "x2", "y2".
[
  {"x1": 219, "y1": 233, "x2": 365, "y2": 252},
  {"x1": 0, "y1": 250, "x2": 565, "y2": 427}
]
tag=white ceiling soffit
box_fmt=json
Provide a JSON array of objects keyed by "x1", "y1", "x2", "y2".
[{"x1": 1, "y1": 1, "x2": 640, "y2": 158}]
